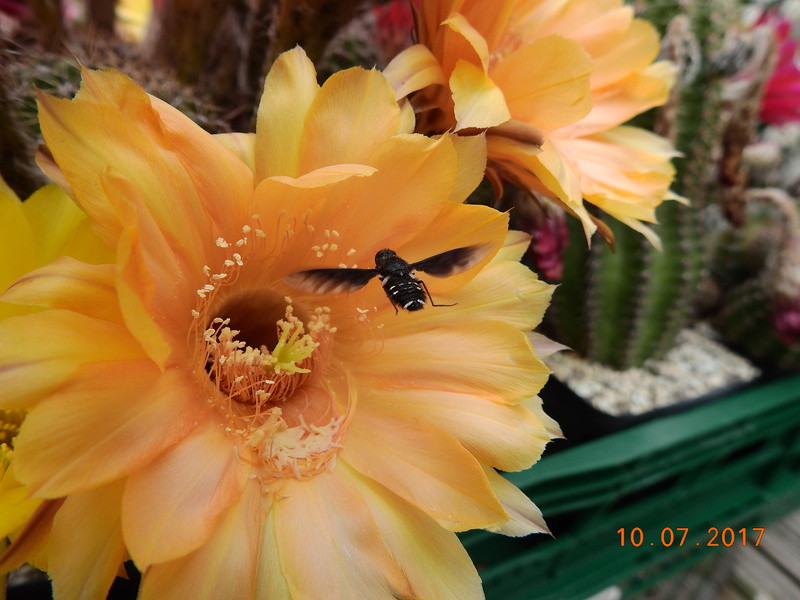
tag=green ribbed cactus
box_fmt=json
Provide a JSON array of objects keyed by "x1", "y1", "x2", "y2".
[
  {"x1": 1, "y1": 39, "x2": 232, "y2": 199},
  {"x1": 544, "y1": 0, "x2": 746, "y2": 369},
  {"x1": 19, "y1": 47, "x2": 231, "y2": 134}
]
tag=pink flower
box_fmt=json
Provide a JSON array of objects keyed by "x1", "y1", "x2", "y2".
[{"x1": 759, "y1": 12, "x2": 800, "y2": 125}]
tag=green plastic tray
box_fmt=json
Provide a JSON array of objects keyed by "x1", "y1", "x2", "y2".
[{"x1": 461, "y1": 374, "x2": 800, "y2": 600}]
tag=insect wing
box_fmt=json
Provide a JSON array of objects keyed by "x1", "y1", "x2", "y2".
[
  {"x1": 411, "y1": 244, "x2": 490, "y2": 277},
  {"x1": 285, "y1": 268, "x2": 378, "y2": 294}
]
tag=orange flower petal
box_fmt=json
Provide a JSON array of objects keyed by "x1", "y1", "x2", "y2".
[
  {"x1": 490, "y1": 35, "x2": 593, "y2": 130},
  {"x1": 358, "y1": 386, "x2": 552, "y2": 472},
  {"x1": 355, "y1": 321, "x2": 549, "y2": 402},
  {"x1": 458, "y1": 0, "x2": 515, "y2": 50},
  {"x1": 298, "y1": 68, "x2": 408, "y2": 173},
  {"x1": 450, "y1": 59, "x2": 511, "y2": 130},
  {"x1": 351, "y1": 469, "x2": 484, "y2": 600},
  {"x1": 404, "y1": 260, "x2": 553, "y2": 332},
  {"x1": 115, "y1": 223, "x2": 178, "y2": 368},
  {"x1": 256, "y1": 47, "x2": 320, "y2": 180},
  {"x1": 123, "y1": 422, "x2": 247, "y2": 569},
  {"x1": 0, "y1": 311, "x2": 145, "y2": 410},
  {"x1": 254, "y1": 491, "x2": 291, "y2": 599},
  {"x1": 482, "y1": 466, "x2": 549, "y2": 536},
  {"x1": 37, "y1": 68, "x2": 251, "y2": 257},
  {"x1": 449, "y1": 134, "x2": 488, "y2": 202},
  {"x1": 139, "y1": 481, "x2": 264, "y2": 600},
  {"x1": 523, "y1": 395, "x2": 564, "y2": 439},
  {"x1": 342, "y1": 409, "x2": 506, "y2": 529},
  {"x1": 3, "y1": 258, "x2": 122, "y2": 323},
  {"x1": 147, "y1": 96, "x2": 255, "y2": 239},
  {"x1": 384, "y1": 44, "x2": 447, "y2": 100},
  {"x1": 590, "y1": 18, "x2": 661, "y2": 90},
  {"x1": 273, "y1": 468, "x2": 412, "y2": 600},
  {"x1": 213, "y1": 132, "x2": 256, "y2": 173},
  {"x1": 571, "y1": 62, "x2": 676, "y2": 135},
  {"x1": 49, "y1": 481, "x2": 126, "y2": 600},
  {"x1": 269, "y1": 164, "x2": 378, "y2": 188},
  {"x1": 442, "y1": 13, "x2": 491, "y2": 71},
  {"x1": 13, "y1": 361, "x2": 205, "y2": 497},
  {"x1": 270, "y1": 135, "x2": 468, "y2": 278}
]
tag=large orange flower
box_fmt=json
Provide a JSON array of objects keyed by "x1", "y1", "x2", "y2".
[
  {"x1": 386, "y1": 0, "x2": 679, "y2": 244},
  {"x1": 0, "y1": 48, "x2": 558, "y2": 599}
]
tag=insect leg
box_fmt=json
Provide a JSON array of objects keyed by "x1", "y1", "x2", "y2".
[{"x1": 418, "y1": 279, "x2": 456, "y2": 308}]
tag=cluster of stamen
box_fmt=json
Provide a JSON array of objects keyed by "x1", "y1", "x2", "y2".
[
  {"x1": 0, "y1": 408, "x2": 25, "y2": 447},
  {"x1": 190, "y1": 220, "x2": 346, "y2": 480},
  {"x1": 203, "y1": 303, "x2": 333, "y2": 407}
]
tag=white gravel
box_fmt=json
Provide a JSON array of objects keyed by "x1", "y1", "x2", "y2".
[{"x1": 543, "y1": 325, "x2": 762, "y2": 416}]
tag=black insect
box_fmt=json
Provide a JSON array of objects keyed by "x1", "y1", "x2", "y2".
[{"x1": 286, "y1": 245, "x2": 489, "y2": 312}]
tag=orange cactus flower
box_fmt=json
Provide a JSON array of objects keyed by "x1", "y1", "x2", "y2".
[
  {"x1": 0, "y1": 48, "x2": 558, "y2": 599},
  {"x1": 385, "y1": 0, "x2": 679, "y2": 245}
]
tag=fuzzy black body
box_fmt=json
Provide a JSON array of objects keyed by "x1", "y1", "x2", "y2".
[
  {"x1": 375, "y1": 249, "x2": 427, "y2": 312},
  {"x1": 285, "y1": 245, "x2": 490, "y2": 312}
]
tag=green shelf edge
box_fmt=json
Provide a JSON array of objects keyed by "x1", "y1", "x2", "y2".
[{"x1": 460, "y1": 373, "x2": 800, "y2": 600}]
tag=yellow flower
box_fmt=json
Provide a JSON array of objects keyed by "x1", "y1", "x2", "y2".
[
  {"x1": 0, "y1": 178, "x2": 112, "y2": 321},
  {"x1": 0, "y1": 444, "x2": 41, "y2": 542},
  {"x1": 386, "y1": 0, "x2": 679, "y2": 244},
  {"x1": 0, "y1": 178, "x2": 112, "y2": 576},
  {"x1": 0, "y1": 48, "x2": 558, "y2": 599},
  {"x1": 116, "y1": 0, "x2": 153, "y2": 42}
]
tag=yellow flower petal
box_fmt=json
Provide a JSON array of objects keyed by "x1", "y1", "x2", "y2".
[
  {"x1": 14, "y1": 362, "x2": 204, "y2": 497},
  {"x1": 256, "y1": 47, "x2": 320, "y2": 180},
  {"x1": 342, "y1": 409, "x2": 506, "y2": 529},
  {"x1": 122, "y1": 421, "x2": 248, "y2": 569},
  {"x1": 359, "y1": 386, "x2": 553, "y2": 472},
  {"x1": 351, "y1": 469, "x2": 484, "y2": 600},
  {"x1": 490, "y1": 35, "x2": 593, "y2": 130},
  {"x1": 269, "y1": 164, "x2": 377, "y2": 188},
  {"x1": 591, "y1": 18, "x2": 661, "y2": 89},
  {"x1": 458, "y1": 0, "x2": 515, "y2": 50},
  {"x1": 3, "y1": 258, "x2": 122, "y2": 323},
  {"x1": 407, "y1": 260, "x2": 553, "y2": 332},
  {"x1": 298, "y1": 68, "x2": 408, "y2": 173},
  {"x1": 0, "y1": 458, "x2": 42, "y2": 539},
  {"x1": 450, "y1": 59, "x2": 511, "y2": 130},
  {"x1": 139, "y1": 481, "x2": 264, "y2": 600},
  {"x1": 19, "y1": 184, "x2": 112, "y2": 266},
  {"x1": 273, "y1": 468, "x2": 412, "y2": 600},
  {"x1": 49, "y1": 482, "x2": 126, "y2": 600},
  {"x1": 0, "y1": 187, "x2": 37, "y2": 320},
  {"x1": 116, "y1": 223, "x2": 178, "y2": 368},
  {"x1": 384, "y1": 44, "x2": 447, "y2": 100},
  {"x1": 442, "y1": 13, "x2": 491, "y2": 71},
  {"x1": 254, "y1": 493, "x2": 291, "y2": 599},
  {"x1": 0, "y1": 311, "x2": 145, "y2": 410},
  {"x1": 448, "y1": 133, "x2": 488, "y2": 202},
  {"x1": 0, "y1": 499, "x2": 60, "y2": 575},
  {"x1": 482, "y1": 466, "x2": 549, "y2": 536},
  {"x1": 356, "y1": 321, "x2": 549, "y2": 402},
  {"x1": 38, "y1": 68, "x2": 252, "y2": 257},
  {"x1": 494, "y1": 229, "x2": 533, "y2": 262},
  {"x1": 214, "y1": 132, "x2": 256, "y2": 173}
]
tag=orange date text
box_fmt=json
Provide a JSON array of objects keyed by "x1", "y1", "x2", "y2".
[{"x1": 616, "y1": 527, "x2": 764, "y2": 547}]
